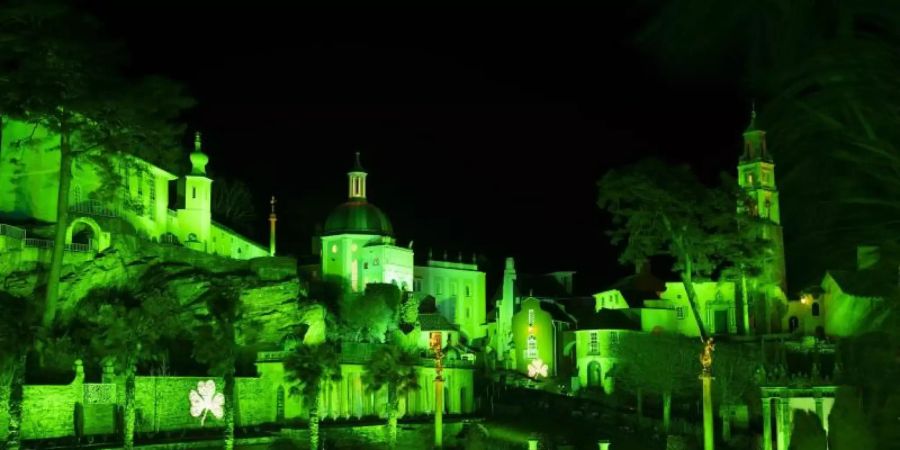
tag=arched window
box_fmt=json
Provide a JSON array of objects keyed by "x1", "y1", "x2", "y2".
[{"x1": 812, "y1": 303, "x2": 820, "y2": 317}]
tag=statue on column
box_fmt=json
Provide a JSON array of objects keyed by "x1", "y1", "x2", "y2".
[{"x1": 700, "y1": 337, "x2": 715, "y2": 377}]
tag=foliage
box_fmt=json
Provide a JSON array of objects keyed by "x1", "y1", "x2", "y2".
[
  {"x1": 211, "y1": 177, "x2": 258, "y2": 235},
  {"x1": 711, "y1": 342, "x2": 761, "y2": 409},
  {"x1": 597, "y1": 158, "x2": 770, "y2": 338},
  {"x1": 362, "y1": 343, "x2": 420, "y2": 448},
  {"x1": 635, "y1": 0, "x2": 900, "y2": 286},
  {"x1": 829, "y1": 389, "x2": 877, "y2": 450},
  {"x1": 614, "y1": 332, "x2": 697, "y2": 398},
  {"x1": 339, "y1": 283, "x2": 402, "y2": 342},
  {"x1": 789, "y1": 410, "x2": 827, "y2": 450},
  {"x1": 283, "y1": 341, "x2": 343, "y2": 406}
]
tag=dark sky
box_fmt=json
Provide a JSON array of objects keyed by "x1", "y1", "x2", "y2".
[{"x1": 79, "y1": 3, "x2": 750, "y2": 291}]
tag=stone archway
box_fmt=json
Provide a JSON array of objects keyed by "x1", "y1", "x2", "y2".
[
  {"x1": 65, "y1": 216, "x2": 107, "y2": 251},
  {"x1": 587, "y1": 360, "x2": 602, "y2": 387}
]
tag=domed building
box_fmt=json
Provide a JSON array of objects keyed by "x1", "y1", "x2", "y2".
[{"x1": 320, "y1": 153, "x2": 414, "y2": 292}]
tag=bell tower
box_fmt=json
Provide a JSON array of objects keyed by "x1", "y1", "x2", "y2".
[{"x1": 737, "y1": 107, "x2": 787, "y2": 333}]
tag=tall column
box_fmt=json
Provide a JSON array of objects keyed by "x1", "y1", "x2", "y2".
[
  {"x1": 702, "y1": 374, "x2": 714, "y2": 450},
  {"x1": 815, "y1": 396, "x2": 825, "y2": 431},
  {"x1": 762, "y1": 397, "x2": 772, "y2": 450},
  {"x1": 775, "y1": 397, "x2": 786, "y2": 450},
  {"x1": 268, "y1": 196, "x2": 277, "y2": 257},
  {"x1": 434, "y1": 376, "x2": 443, "y2": 448}
]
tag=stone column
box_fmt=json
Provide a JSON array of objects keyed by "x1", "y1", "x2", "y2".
[
  {"x1": 598, "y1": 440, "x2": 611, "y2": 450},
  {"x1": 762, "y1": 397, "x2": 772, "y2": 450},
  {"x1": 774, "y1": 397, "x2": 786, "y2": 450},
  {"x1": 815, "y1": 396, "x2": 825, "y2": 431},
  {"x1": 701, "y1": 374, "x2": 714, "y2": 450}
]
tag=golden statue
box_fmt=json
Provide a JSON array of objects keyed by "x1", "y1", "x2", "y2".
[{"x1": 700, "y1": 337, "x2": 715, "y2": 376}]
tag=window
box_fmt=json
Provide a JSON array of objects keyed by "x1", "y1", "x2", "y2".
[
  {"x1": 331, "y1": 244, "x2": 338, "y2": 254},
  {"x1": 747, "y1": 173, "x2": 754, "y2": 184},
  {"x1": 192, "y1": 187, "x2": 196, "y2": 199},
  {"x1": 465, "y1": 284, "x2": 472, "y2": 297},
  {"x1": 611, "y1": 332, "x2": 620, "y2": 345},
  {"x1": 413, "y1": 278, "x2": 422, "y2": 292},
  {"x1": 526, "y1": 335, "x2": 537, "y2": 359},
  {"x1": 450, "y1": 282, "x2": 458, "y2": 297},
  {"x1": 676, "y1": 306, "x2": 685, "y2": 320},
  {"x1": 436, "y1": 281, "x2": 443, "y2": 295},
  {"x1": 812, "y1": 303, "x2": 820, "y2": 317},
  {"x1": 363, "y1": 262, "x2": 369, "y2": 269},
  {"x1": 466, "y1": 307, "x2": 470, "y2": 319},
  {"x1": 589, "y1": 332, "x2": 599, "y2": 354},
  {"x1": 528, "y1": 309, "x2": 535, "y2": 326}
]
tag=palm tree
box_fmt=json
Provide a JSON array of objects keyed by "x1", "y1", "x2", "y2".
[
  {"x1": 0, "y1": 294, "x2": 33, "y2": 450},
  {"x1": 74, "y1": 287, "x2": 182, "y2": 450},
  {"x1": 193, "y1": 282, "x2": 256, "y2": 450},
  {"x1": 362, "y1": 344, "x2": 421, "y2": 448},
  {"x1": 283, "y1": 342, "x2": 342, "y2": 450}
]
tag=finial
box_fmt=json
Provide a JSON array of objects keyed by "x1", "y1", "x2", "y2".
[
  {"x1": 194, "y1": 131, "x2": 202, "y2": 153},
  {"x1": 352, "y1": 151, "x2": 365, "y2": 171},
  {"x1": 189, "y1": 131, "x2": 209, "y2": 175},
  {"x1": 270, "y1": 196, "x2": 276, "y2": 214}
]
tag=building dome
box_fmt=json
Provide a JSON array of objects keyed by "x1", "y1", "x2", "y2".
[{"x1": 323, "y1": 200, "x2": 393, "y2": 236}]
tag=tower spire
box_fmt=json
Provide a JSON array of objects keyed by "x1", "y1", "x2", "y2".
[
  {"x1": 190, "y1": 130, "x2": 209, "y2": 175},
  {"x1": 347, "y1": 152, "x2": 368, "y2": 199},
  {"x1": 741, "y1": 103, "x2": 769, "y2": 162},
  {"x1": 269, "y1": 195, "x2": 277, "y2": 257}
]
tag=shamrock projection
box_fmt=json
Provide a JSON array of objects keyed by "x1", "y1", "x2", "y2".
[
  {"x1": 528, "y1": 358, "x2": 548, "y2": 379},
  {"x1": 189, "y1": 379, "x2": 225, "y2": 426}
]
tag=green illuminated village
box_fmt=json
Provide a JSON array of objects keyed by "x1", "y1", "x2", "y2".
[{"x1": 1, "y1": 1, "x2": 899, "y2": 450}]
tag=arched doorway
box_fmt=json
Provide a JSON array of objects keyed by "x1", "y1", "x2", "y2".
[
  {"x1": 66, "y1": 217, "x2": 103, "y2": 252},
  {"x1": 788, "y1": 316, "x2": 799, "y2": 333},
  {"x1": 587, "y1": 361, "x2": 602, "y2": 387}
]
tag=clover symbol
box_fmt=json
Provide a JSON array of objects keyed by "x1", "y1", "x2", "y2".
[
  {"x1": 189, "y1": 379, "x2": 225, "y2": 426},
  {"x1": 528, "y1": 359, "x2": 548, "y2": 379}
]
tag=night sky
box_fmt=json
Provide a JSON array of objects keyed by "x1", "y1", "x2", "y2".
[{"x1": 80, "y1": 3, "x2": 751, "y2": 292}]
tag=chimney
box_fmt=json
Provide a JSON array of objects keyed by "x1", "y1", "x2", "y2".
[{"x1": 857, "y1": 245, "x2": 880, "y2": 271}]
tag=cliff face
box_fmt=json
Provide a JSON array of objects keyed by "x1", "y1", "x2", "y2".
[{"x1": 0, "y1": 234, "x2": 306, "y2": 346}]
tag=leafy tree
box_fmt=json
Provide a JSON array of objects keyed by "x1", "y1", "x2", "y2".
[
  {"x1": 74, "y1": 287, "x2": 182, "y2": 450},
  {"x1": 711, "y1": 343, "x2": 761, "y2": 440},
  {"x1": 192, "y1": 282, "x2": 258, "y2": 450},
  {"x1": 635, "y1": 0, "x2": 900, "y2": 286},
  {"x1": 211, "y1": 177, "x2": 258, "y2": 235},
  {"x1": 828, "y1": 388, "x2": 876, "y2": 450},
  {"x1": 789, "y1": 410, "x2": 827, "y2": 450},
  {"x1": 283, "y1": 342, "x2": 342, "y2": 450},
  {"x1": 0, "y1": 295, "x2": 33, "y2": 449},
  {"x1": 339, "y1": 283, "x2": 402, "y2": 342},
  {"x1": 362, "y1": 344, "x2": 421, "y2": 448},
  {"x1": 614, "y1": 332, "x2": 696, "y2": 430},
  {"x1": 597, "y1": 158, "x2": 768, "y2": 340},
  {"x1": 0, "y1": 0, "x2": 193, "y2": 332}
]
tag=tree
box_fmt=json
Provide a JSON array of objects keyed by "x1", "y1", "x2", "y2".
[
  {"x1": 339, "y1": 283, "x2": 402, "y2": 342},
  {"x1": 0, "y1": 295, "x2": 33, "y2": 450},
  {"x1": 789, "y1": 410, "x2": 827, "y2": 450},
  {"x1": 634, "y1": 0, "x2": 900, "y2": 287},
  {"x1": 0, "y1": 0, "x2": 193, "y2": 333},
  {"x1": 211, "y1": 177, "x2": 258, "y2": 235},
  {"x1": 74, "y1": 287, "x2": 182, "y2": 450},
  {"x1": 283, "y1": 342, "x2": 342, "y2": 450},
  {"x1": 598, "y1": 158, "x2": 769, "y2": 340},
  {"x1": 615, "y1": 332, "x2": 696, "y2": 431},
  {"x1": 192, "y1": 282, "x2": 254, "y2": 450},
  {"x1": 711, "y1": 343, "x2": 761, "y2": 441},
  {"x1": 362, "y1": 344, "x2": 421, "y2": 448}
]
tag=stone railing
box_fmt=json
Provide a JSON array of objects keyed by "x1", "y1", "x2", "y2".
[
  {"x1": 0, "y1": 223, "x2": 26, "y2": 240},
  {"x1": 24, "y1": 238, "x2": 53, "y2": 249},
  {"x1": 69, "y1": 200, "x2": 118, "y2": 218},
  {"x1": 23, "y1": 238, "x2": 95, "y2": 253}
]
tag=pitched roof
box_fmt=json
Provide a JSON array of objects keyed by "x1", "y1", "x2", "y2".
[{"x1": 418, "y1": 313, "x2": 458, "y2": 331}]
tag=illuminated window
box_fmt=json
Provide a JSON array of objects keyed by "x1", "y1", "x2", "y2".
[
  {"x1": 589, "y1": 332, "x2": 599, "y2": 353},
  {"x1": 528, "y1": 309, "x2": 535, "y2": 326},
  {"x1": 676, "y1": 306, "x2": 685, "y2": 320},
  {"x1": 747, "y1": 174, "x2": 753, "y2": 184},
  {"x1": 526, "y1": 335, "x2": 537, "y2": 359},
  {"x1": 331, "y1": 244, "x2": 338, "y2": 254}
]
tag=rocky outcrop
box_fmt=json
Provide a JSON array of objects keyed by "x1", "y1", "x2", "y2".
[{"x1": 0, "y1": 234, "x2": 307, "y2": 346}]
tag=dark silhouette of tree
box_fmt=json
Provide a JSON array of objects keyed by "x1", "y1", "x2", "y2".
[
  {"x1": 283, "y1": 342, "x2": 342, "y2": 450},
  {"x1": 362, "y1": 344, "x2": 421, "y2": 448},
  {"x1": 789, "y1": 410, "x2": 827, "y2": 450},
  {"x1": 73, "y1": 288, "x2": 182, "y2": 450},
  {"x1": 598, "y1": 158, "x2": 769, "y2": 340},
  {"x1": 0, "y1": 0, "x2": 193, "y2": 334},
  {"x1": 211, "y1": 177, "x2": 257, "y2": 235},
  {"x1": 0, "y1": 295, "x2": 33, "y2": 449}
]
